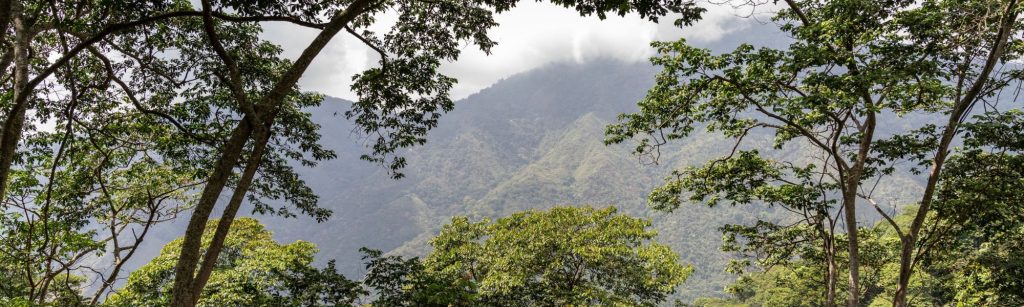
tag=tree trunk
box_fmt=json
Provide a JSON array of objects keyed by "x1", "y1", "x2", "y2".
[
  {"x1": 0, "y1": 0, "x2": 29, "y2": 200},
  {"x1": 891, "y1": 119, "x2": 954, "y2": 307},
  {"x1": 824, "y1": 235, "x2": 838, "y2": 307},
  {"x1": 168, "y1": 119, "x2": 255, "y2": 307},
  {"x1": 814, "y1": 210, "x2": 838, "y2": 307},
  {"x1": 167, "y1": 2, "x2": 375, "y2": 305},
  {"x1": 843, "y1": 110, "x2": 877, "y2": 306},
  {"x1": 891, "y1": 3, "x2": 1018, "y2": 306},
  {"x1": 841, "y1": 191, "x2": 861, "y2": 307},
  {"x1": 190, "y1": 125, "x2": 271, "y2": 305}
]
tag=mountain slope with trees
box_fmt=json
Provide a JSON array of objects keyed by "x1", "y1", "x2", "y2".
[{"x1": 263, "y1": 58, "x2": 925, "y2": 300}]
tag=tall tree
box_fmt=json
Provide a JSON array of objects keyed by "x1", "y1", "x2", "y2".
[
  {"x1": 694, "y1": 113, "x2": 1024, "y2": 306},
  {"x1": 887, "y1": 2, "x2": 1022, "y2": 305},
  {"x1": 0, "y1": 15, "x2": 218, "y2": 302},
  {"x1": 606, "y1": 0, "x2": 1024, "y2": 305},
  {"x1": 3, "y1": 2, "x2": 337, "y2": 303},
  {"x1": 921, "y1": 110, "x2": 1024, "y2": 305}
]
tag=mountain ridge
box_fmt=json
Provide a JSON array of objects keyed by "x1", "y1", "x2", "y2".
[{"x1": 265, "y1": 60, "x2": 774, "y2": 300}]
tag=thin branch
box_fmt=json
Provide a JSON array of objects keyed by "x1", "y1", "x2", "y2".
[
  {"x1": 782, "y1": 0, "x2": 811, "y2": 26},
  {"x1": 199, "y1": 0, "x2": 258, "y2": 123},
  {"x1": 345, "y1": 25, "x2": 388, "y2": 69},
  {"x1": 860, "y1": 194, "x2": 903, "y2": 238},
  {"x1": 87, "y1": 45, "x2": 215, "y2": 145}
]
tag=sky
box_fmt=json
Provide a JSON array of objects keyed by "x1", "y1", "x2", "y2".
[{"x1": 262, "y1": 2, "x2": 773, "y2": 101}]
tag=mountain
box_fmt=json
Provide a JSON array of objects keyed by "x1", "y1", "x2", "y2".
[
  {"x1": 257, "y1": 25, "x2": 932, "y2": 300},
  {"x1": 255, "y1": 55, "x2": 835, "y2": 300}
]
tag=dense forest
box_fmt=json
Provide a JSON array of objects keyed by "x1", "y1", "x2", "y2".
[{"x1": 1, "y1": 0, "x2": 1023, "y2": 306}]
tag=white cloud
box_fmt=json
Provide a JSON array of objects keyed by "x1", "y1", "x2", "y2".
[{"x1": 262, "y1": 2, "x2": 761, "y2": 101}]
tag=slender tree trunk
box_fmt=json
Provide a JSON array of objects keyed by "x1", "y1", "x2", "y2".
[
  {"x1": 891, "y1": 3, "x2": 1018, "y2": 306},
  {"x1": 824, "y1": 234, "x2": 838, "y2": 307},
  {"x1": 826, "y1": 253, "x2": 837, "y2": 307},
  {"x1": 840, "y1": 191, "x2": 860, "y2": 307},
  {"x1": 0, "y1": 0, "x2": 29, "y2": 201},
  {"x1": 168, "y1": 2, "x2": 374, "y2": 305},
  {"x1": 168, "y1": 119, "x2": 255, "y2": 307},
  {"x1": 891, "y1": 116, "x2": 955, "y2": 307},
  {"x1": 840, "y1": 160, "x2": 865, "y2": 305},
  {"x1": 814, "y1": 209, "x2": 838, "y2": 307},
  {"x1": 842, "y1": 111, "x2": 876, "y2": 307},
  {"x1": 190, "y1": 125, "x2": 271, "y2": 305},
  {"x1": 891, "y1": 110, "x2": 963, "y2": 306}
]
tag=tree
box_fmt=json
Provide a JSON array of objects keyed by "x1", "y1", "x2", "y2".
[
  {"x1": 692, "y1": 210, "x2": 943, "y2": 307},
  {"x1": 106, "y1": 217, "x2": 364, "y2": 307},
  {"x1": 0, "y1": 114, "x2": 198, "y2": 305},
  {"x1": 920, "y1": 110, "x2": 1024, "y2": 305},
  {"x1": 0, "y1": 1, "x2": 335, "y2": 304},
  {"x1": 363, "y1": 206, "x2": 692, "y2": 306},
  {"x1": 361, "y1": 248, "x2": 467, "y2": 306},
  {"x1": 662, "y1": 112, "x2": 1024, "y2": 307},
  {"x1": 606, "y1": 0, "x2": 1023, "y2": 305}
]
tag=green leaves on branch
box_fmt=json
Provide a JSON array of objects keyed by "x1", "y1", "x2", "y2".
[
  {"x1": 607, "y1": 0, "x2": 1024, "y2": 305},
  {"x1": 107, "y1": 218, "x2": 363, "y2": 307},
  {"x1": 650, "y1": 151, "x2": 833, "y2": 213},
  {"x1": 363, "y1": 206, "x2": 692, "y2": 306},
  {"x1": 923, "y1": 110, "x2": 1024, "y2": 305}
]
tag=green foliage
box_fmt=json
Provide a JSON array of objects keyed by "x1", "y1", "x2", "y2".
[
  {"x1": 606, "y1": 0, "x2": 1024, "y2": 304},
  {"x1": 362, "y1": 206, "x2": 692, "y2": 306},
  {"x1": 362, "y1": 248, "x2": 468, "y2": 306},
  {"x1": 269, "y1": 259, "x2": 366, "y2": 306},
  {"x1": 695, "y1": 112, "x2": 1024, "y2": 306},
  {"x1": 695, "y1": 211, "x2": 943, "y2": 307},
  {"x1": 0, "y1": 111, "x2": 198, "y2": 304},
  {"x1": 106, "y1": 218, "x2": 363, "y2": 306},
  {"x1": 922, "y1": 111, "x2": 1024, "y2": 305}
]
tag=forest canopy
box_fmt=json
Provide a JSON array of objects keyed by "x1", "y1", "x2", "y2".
[{"x1": 101, "y1": 207, "x2": 689, "y2": 306}]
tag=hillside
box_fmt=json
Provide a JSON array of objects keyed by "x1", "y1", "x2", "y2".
[
  {"x1": 251, "y1": 59, "x2": 911, "y2": 303},
  {"x1": 262, "y1": 60, "x2": 744, "y2": 299},
  {"x1": 247, "y1": 27, "x2": 925, "y2": 301}
]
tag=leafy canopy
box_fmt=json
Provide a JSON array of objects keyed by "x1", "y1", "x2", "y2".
[
  {"x1": 363, "y1": 206, "x2": 692, "y2": 306},
  {"x1": 106, "y1": 218, "x2": 362, "y2": 306}
]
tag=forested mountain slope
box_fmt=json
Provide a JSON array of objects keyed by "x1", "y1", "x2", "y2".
[
  {"x1": 270, "y1": 60, "x2": 747, "y2": 299},
  {"x1": 260, "y1": 58, "x2": 928, "y2": 300}
]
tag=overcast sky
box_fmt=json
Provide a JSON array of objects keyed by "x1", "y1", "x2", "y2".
[{"x1": 262, "y1": 3, "x2": 773, "y2": 100}]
